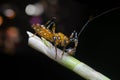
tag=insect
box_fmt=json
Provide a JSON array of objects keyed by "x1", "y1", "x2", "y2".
[
  {"x1": 32, "y1": 17, "x2": 78, "y2": 59},
  {"x1": 32, "y1": 7, "x2": 120, "y2": 59}
]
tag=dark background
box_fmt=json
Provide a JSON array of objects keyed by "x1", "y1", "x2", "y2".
[{"x1": 0, "y1": 0, "x2": 120, "y2": 80}]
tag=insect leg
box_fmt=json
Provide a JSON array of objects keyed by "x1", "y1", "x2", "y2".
[
  {"x1": 74, "y1": 32, "x2": 78, "y2": 49},
  {"x1": 61, "y1": 40, "x2": 66, "y2": 59},
  {"x1": 53, "y1": 36, "x2": 57, "y2": 59},
  {"x1": 70, "y1": 30, "x2": 75, "y2": 39},
  {"x1": 71, "y1": 32, "x2": 78, "y2": 54},
  {"x1": 46, "y1": 22, "x2": 54, "y2": 29},
  {"x1": 52, "y1": 23, "x2": 56, "y2": 33},
  {"x1": 70, "y1": 30, "x2": 75, "y2": 42},
  {"x1": 67, "y1": 32, "x2": 78, "y2": 55},
  {"x1": 55, "y1": 44, "x2": 57, "y2": 59},
  {"x1": 45, "y1": 17, "x2": 56, "y2": 29}
]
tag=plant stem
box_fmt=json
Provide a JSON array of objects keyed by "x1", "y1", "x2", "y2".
[{"x1": 27, "y1": 31, "x2": 110, "y2": 80}]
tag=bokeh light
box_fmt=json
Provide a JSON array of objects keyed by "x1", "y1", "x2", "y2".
[
  {"x1": 0, "y1": 30, "x2": 3, "y2": 47},
  {"x1": 3, "y1": 8, "x2": 16, "y2": 19},
  {"x1": 25, "y1": 3, "x2": 44, "y2": 16},
  {"x1": 0, "y1": 16, "x2": 3, "y2": 26},
  {"x1": 4, "y1": 26, "x2": 20, "y2": 54},
  {"x1": 25, "y1": 4, "x2": 36, "y2": 16}
]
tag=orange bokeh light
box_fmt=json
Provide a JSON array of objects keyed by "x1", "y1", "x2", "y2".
[{"x1": 0, "y1": 16, "x2": 3, "y2": 26}]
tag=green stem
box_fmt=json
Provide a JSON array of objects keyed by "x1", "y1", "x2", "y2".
[{"x1": 27, "y1": 31, "x2": 110, "y2": 80}]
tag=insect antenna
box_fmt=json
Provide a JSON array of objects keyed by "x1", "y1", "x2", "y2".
[
  {"x1": 78, "y1": 19, "x2": 90, "y2": 37},
  {"x1": 78, "y1": 7, "x2": 120, "y2": 37}
]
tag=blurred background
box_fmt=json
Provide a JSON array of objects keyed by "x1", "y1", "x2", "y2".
[{"x1": 0, "y1": 0, "x2": 120, "y2": 80}]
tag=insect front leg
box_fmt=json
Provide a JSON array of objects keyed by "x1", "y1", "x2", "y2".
[
  {"x1": 66, "y1": 31, "x2": 78, "y2": 55},
  {"x1": 70, "y1": 30, "x2": 75, "y2": 42},
  {"x1": 74, "y1": 32, "x2": 78, "y2": 50}
]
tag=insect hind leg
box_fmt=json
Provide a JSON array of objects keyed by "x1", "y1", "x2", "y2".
[{"x1": 45, "y1": 17, "x2": 56, "y2": 29}]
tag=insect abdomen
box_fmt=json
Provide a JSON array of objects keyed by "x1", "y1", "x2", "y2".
[{"x1": 32, "y1": 24, "x2": 54, "y2": 42}]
